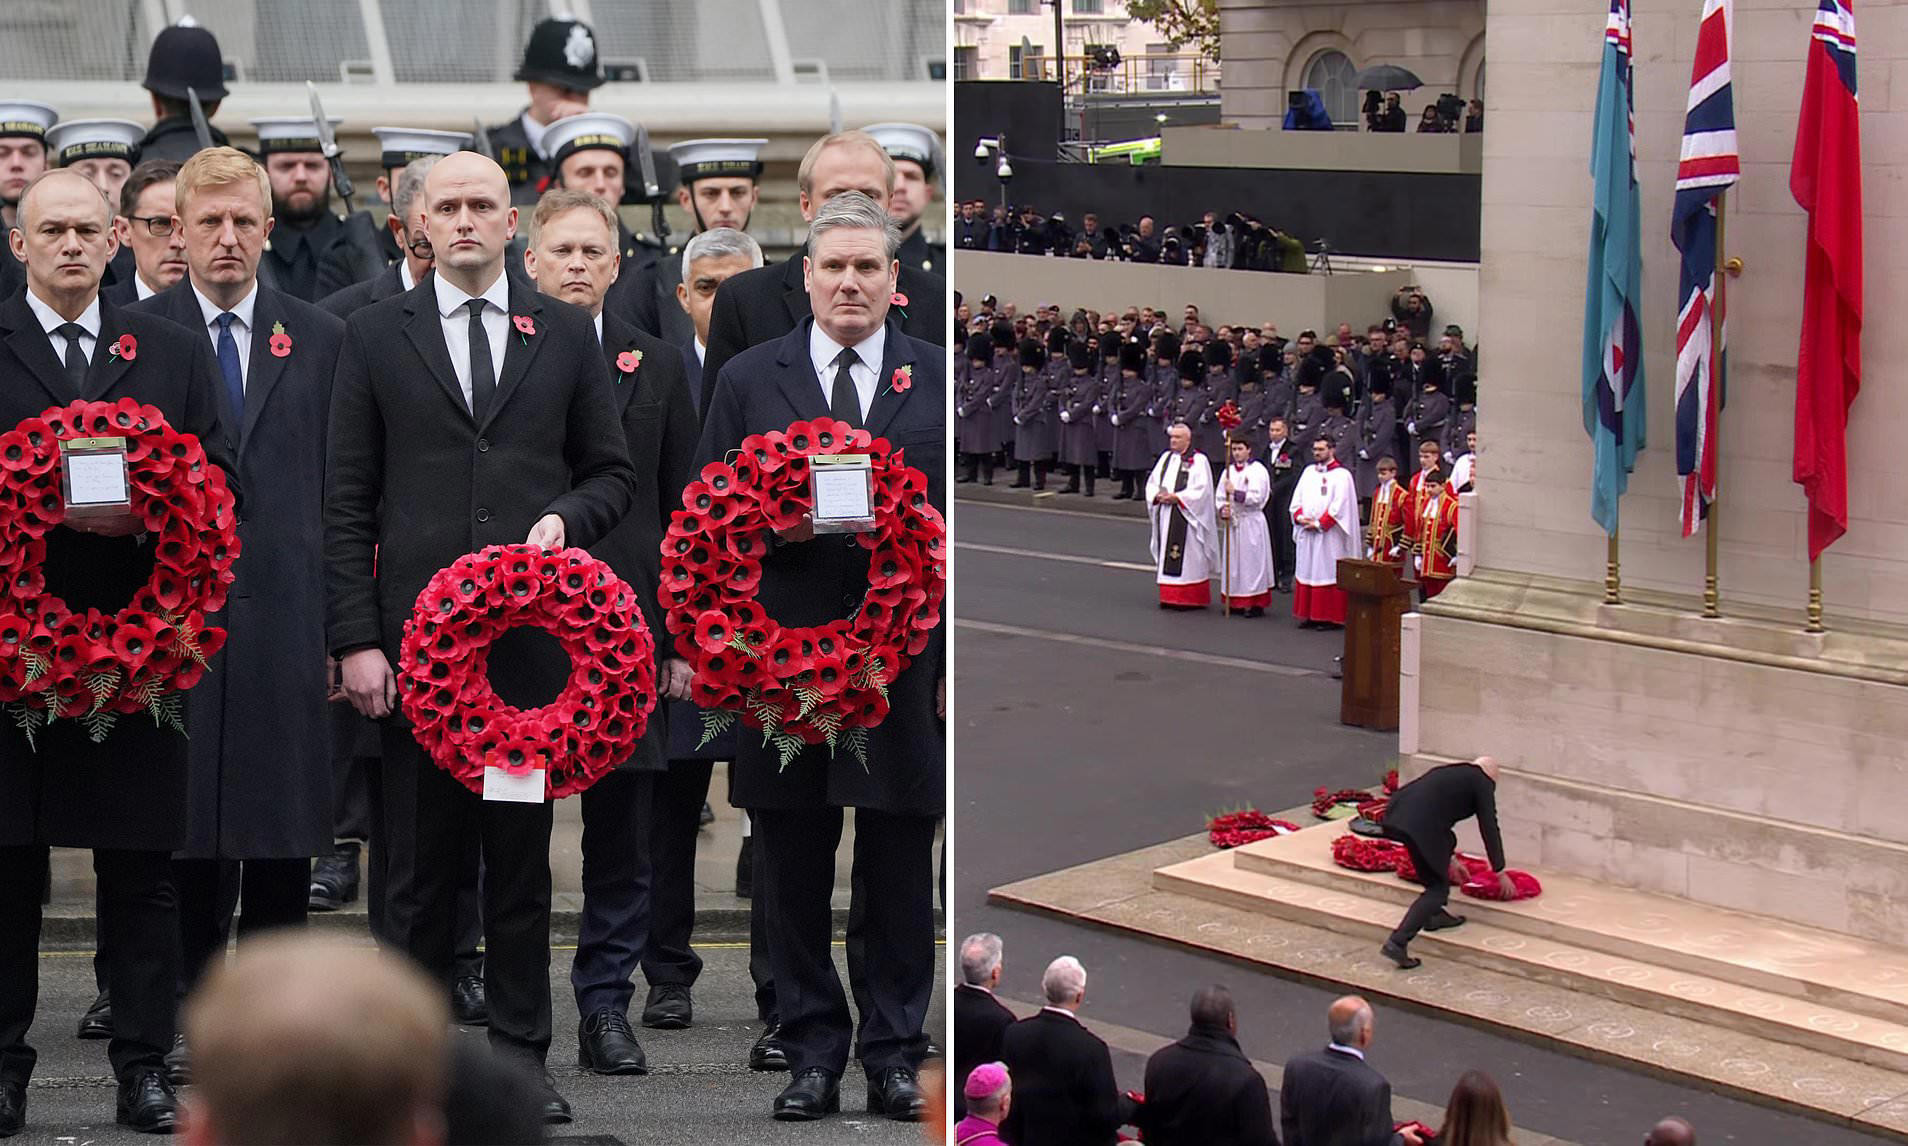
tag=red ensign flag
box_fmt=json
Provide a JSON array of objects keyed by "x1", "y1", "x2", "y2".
[{"x1": 1791, "y1": 0, "x2": 1862, "y2": 561}]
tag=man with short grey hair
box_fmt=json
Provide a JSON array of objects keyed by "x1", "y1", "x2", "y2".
[
  {"x1": 672, "y1": 226, "x2": 762, "y2": 395},
  {"x1": 998, "y1": 956, "x2": 1132, "y2": 1144},
  {"x1": 1280, "y1": 995, "x2": 1419, "y2": 1146},
  {"x1": 1137, "y1": 984, "x2": 1277, "y2": 1146},
  {"x1": 696, "y1": 182, "x2": 945, "y2": 1124},
  {"x1": 954, "y1": 933, "x2": 1012, "y2": 1119},
  {"x1": 318, "y1": 155, "x2": 439, "y2": 320}
]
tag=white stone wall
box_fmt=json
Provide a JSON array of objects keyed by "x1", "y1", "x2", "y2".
[
  {"x1": 1479, "y1": 0, "x2": 1908, "y2": 626},
  {"x1": 1217, "y1": 0, "x2": 1488, "y2": 128}
]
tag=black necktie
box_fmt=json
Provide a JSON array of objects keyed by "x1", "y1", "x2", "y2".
[
  {"x1": 830, "y1": 347, "x2": 863, "y2": 429},
  {"x1": 466, "y1": 298, "x2": 496, "y2": 421},
  {"x1": 56, "y1": 322, "x2": 87, "y2": 394}
]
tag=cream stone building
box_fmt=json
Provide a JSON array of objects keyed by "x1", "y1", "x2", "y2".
[{"x1": 953, "y1": 0, "x2": 1216, "y2": 92}]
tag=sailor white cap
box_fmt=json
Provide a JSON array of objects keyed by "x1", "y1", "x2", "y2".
[
  {"x1": 667, "y1": 138, "x2": 767, "y2": 184},
  {"x1": 862, "y1": 122, "x2": 942, "y2": 179},
  {"x1": 371, "y1": 126, "x2": 474, "y2": 169},
  {"x1": 0, "y1": 101, "x2": 58, "y2": 142},
  {"x1": 544, "y1": 112, "x2": 635, "y2": 168},
  {"x1": 249, "y1": 116, "x2": 343, "y2": 156},
  {"x1": 47, "y1": 119, "x2": 143, "y2": 166}
]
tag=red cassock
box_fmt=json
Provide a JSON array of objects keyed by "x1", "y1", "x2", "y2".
[{"x1": 1367, "y1": 480, "x2": 1410, "y2": 568}]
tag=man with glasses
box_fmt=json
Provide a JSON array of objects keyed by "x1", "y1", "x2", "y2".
[
  {"x1": 319, "y1": 156, "x2": 438, "y2": 320},
  {"x1": 103, "y1": 160, "x2": 186, "y2": 306}
]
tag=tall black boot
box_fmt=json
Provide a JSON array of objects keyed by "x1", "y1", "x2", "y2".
[
  {"x1": 1010, "y1": 461, "x2": 1031, "y2": 489},
  {"x1": 956, "y1": 454, "x2": 977, "y2": 483},
  {"x1": 981, "y1": 457, "x2": 995, "y2": 485},
  {"x1": 1034, "y1": 462, "x2": 1050, "y2": 492},
  {"x1": 1083, "y1": 467, "x2": 1096, "y2": 497},
  {"x1": 1058, "y1": 464, "x2": 1081, "y2": 494},
  {"x1": 1098, "y1": 452, "x2": 1113, "y2": 479}
]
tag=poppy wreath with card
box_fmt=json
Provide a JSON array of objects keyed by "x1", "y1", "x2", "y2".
[
  {"x1": 397, "y1": 544, "x2": 657, "y2": 800},
  {"x1": 0, "y1": 399, "x2": 238, "y2": 744},
  {"x1": 661, "y1": 417, "x2": 946, "y2": 769}
]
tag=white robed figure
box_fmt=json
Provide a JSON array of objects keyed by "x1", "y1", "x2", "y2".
[
  {"x1": 1290, "y1": 436, "x2": 1359, "y2": 626},
  {"x1": 1216, "y1": 434, "x2": 1273, "y2": 615},
  {"x1": 1146, "y1": 422, "x2": 1218, "y2": 608}
]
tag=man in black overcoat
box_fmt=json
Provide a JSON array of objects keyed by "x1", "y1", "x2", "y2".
[
  {"x1": 1380, "y1": 756, "x2": 1512, "y2": 969},
  {"x1": 953, "y1": 933, "x2": 1014, "y2": 1120},
  {"x1": 128, "y1": 147, "x2": 340, "y2": 1014},
  {"x1": 997, "y1": 955, "x2": 1133, "y2": 1146},
  {"x1": 0, "y1": 169, "x2": 234, "y2": 1136},
  {"x1": 250, "y1": 118, "x2": 385, "y2": 302},
  {"x1": 523, "y1": 186, "x2": 700, "y2": 1075},
  {"x1": 1262, "y1": 417, "x2": 1301, "y2": 593},
  {"x1": 1279, "y1": 996, "x2": 1420, "y2": 1146},
  {"x1": 1136, "y1": 985, "x2": 1279, "y2": 1146},
  {"x1": 696, "y1": 192, "x2": 944, "y2": 1123},
  {"x1": 325, "y1": 152, "x2": 636, "y2": 1122},
  {"x1": 699, "y1": 130, "x2": 945, "y2": 413}
]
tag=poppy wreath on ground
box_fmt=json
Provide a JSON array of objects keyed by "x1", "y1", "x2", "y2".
[
  {"x1": 1331, "y1": 833, "x2": 1407, "y2": 872},
  {"x1": 0, "y1": 400, "x2": 237, "y2": 744},
  {"x1": 1356, "y1": 798, "x2": 1389, "y2": 822},
  {"x1": 1207, "y1": 809, "x2": 1303, "y2": 850},
  {"x1": 397, "y1": 544, "x2": 657, "y2": 800},
  {"x1": 1312, "y1": 786, "x2": 1376, "y2": 819},
  {"x1": 661, "y1": 418, "x2": 946, "y2": 769}
]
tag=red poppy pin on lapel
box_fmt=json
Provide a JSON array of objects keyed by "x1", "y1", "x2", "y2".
[
  {"x1": 512, "y1": 314, "x2": 536, "y2": 343},
  {"x1": 616, "y1": 348, "x2": 643, "y2": 377},
  {"x1": 109, "y1": 334, "x2": 137, "y2": 362},
  {"x1": 890, "y1": 291, "x2": 908, "y2": 307},
  {"x1": 268, "y1": 321, "x2": 292, "y2": 358},
  {"x1": 889, "y1": 365, "x2": 912, "y2": 395}
]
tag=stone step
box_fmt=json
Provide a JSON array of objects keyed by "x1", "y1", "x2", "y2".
[
  {"x1": 1155, "y1": 845, "x2": 1908, "y2": 1077},
  {"x1": 1228, "y1": 823, "x2": 1908, "y2": 1031}
]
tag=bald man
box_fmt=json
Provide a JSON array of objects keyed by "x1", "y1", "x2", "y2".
[
  {"x1": 1279, "y1": 996, "x2": 1420, "y2": 1146},
  {"x1": 1380, "y1": 756, "x2": 1514, "y2": 969},
  {"x1": 0, "y1": 169, "x2": 235, "y2": 1136},
  {"x1": 1645, "y1": 1117, "x2": 1696, "y2": 1146},
  {"x1": 325, "y1": 150, "x2": 636, "y2": 1123}
]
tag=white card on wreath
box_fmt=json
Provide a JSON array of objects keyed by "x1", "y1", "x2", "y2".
[{"x1": 482, "y1": 765, "x2": 546, "y2": 803}]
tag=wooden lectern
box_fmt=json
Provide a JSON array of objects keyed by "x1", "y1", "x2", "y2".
[{"x1": 1337, "y1": 558, "x2": 1414, "y2": 730}]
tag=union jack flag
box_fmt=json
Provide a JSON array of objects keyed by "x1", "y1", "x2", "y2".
[{"x1": 1672, "y1": 0, "x2": 1738, "y2": 537}]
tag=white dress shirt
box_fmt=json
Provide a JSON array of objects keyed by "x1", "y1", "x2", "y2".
[
  {"x1": 191, "y1": 280, "x2": 259, "y2": 388},
  {"x1": 433, "y1": 270, "x2": 511, "y2": 412},
  {"x1": 133, "y1": 276, "x2": 158, "y2": 301},
  {"x1": 593, "y1": 312, "x2": 604, "y2": 345},
  {"x1": 1327, "y1": 1042, "x2": 1367, "y2": 1060},
  {"x1": 520, "y1": 111, "x2": 552, "y2": 159},
  {"x1": 807, "y1": 321, "x2": 885, "y2": 421},
  {"x1": 399, "y1": 258, "x2": 417, "y2": 291},
  {"x1": 694, "y1": 337, "x2": 706, "y2": 366},
  {"x1": 24, "y1": 289, "x2": 100, "y2": 367}
]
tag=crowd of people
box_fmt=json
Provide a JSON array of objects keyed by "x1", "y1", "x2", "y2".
[
  {"x1": 0, "y1": 13, "x2": 948, "y2": 1137},
  {"x1": 956, "y1": 204, "x2": 1313, "y2": 271},
  {"x1": 1363, "y1": 92, "x2": 1486, "y2": 135},
  {"x1": 953, "y1": 291, "x2": 1476, "y2": 619},
  {"x1": 952, "y1": 935, "x2": 1703, "y2": 1146}
]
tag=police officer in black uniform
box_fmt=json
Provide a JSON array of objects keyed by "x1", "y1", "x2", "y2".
[
  {"x1": 138, "y1": 19, "x2": 231, "y2": 164},
  {"x1": 863, "y1": 123, "x2": 945, "y2": 275},
  {"x1": 250, "y1": 117, "x2": 385, "y2": 302},
  {"x1": 486, "y1": 16, "x2": 605, "y2": 206}
]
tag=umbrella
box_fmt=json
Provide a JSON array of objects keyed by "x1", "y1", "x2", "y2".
[{"x1": 1354, "y1": 64, "x2": 1424, "y2": 92}]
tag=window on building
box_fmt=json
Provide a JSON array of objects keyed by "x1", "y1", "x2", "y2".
[
  {"x1": 954, "y1": 45, "x2": 978, "y2": 80},
  {"x1": 1144, "y1": 40, "x2": 1175, "y2": 90},
  {"x1": 1475, "y1": 61, "x2": 1487, "y2": 103},
  {"x1": 1072, "y1": 0, "x2": 1105, "y2": 13},
  {"x1": 1008, "y1": 0, "x2": 1038, "y2": 14},
  {"x1": 1009, "y1": 44, "x2": 1044, "y2": 80},
  {"x1": 1303, "y1": 49, "x2": 1358, "y2": 126}
]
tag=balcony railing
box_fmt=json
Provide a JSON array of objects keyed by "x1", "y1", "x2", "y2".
[{"x1": 966, "y1": 52, "x2": 1219, "y2": 94}]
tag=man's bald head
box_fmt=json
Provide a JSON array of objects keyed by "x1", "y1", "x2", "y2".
[
  {"x1": 19, "y1": 168, "x2": 110, "y2": 231},
  {"x1": 1474, "y1": 755, "x2": 1500, "y2": 782},
  {"x1": 421, "y1": 150, "x2": 516, "y2": 289},
  {"x1": 1645, "y1": 1117, "x2": 1696, "y2": 1146},
  {"x1": 1327, "y1": 995, "x2": 1374, "y2": 1048},
  {"x1": 425, "y1": 150, "x2": 508, "y2": 200}
]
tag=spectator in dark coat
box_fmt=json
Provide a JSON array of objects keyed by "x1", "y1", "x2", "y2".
[
  {"x1": 1136, "y1": 985, "x2": 1278, "y2": 1146},
  {"x1": 953, "y1": 934, "x2": 1014, "y2": 1121},
  {"x1": 998, "y1": 956, "x2": 1134, "y2": 1146},
  {"x1": 1279, "y1": 996, "x2": 1420, "y2": 1146}
]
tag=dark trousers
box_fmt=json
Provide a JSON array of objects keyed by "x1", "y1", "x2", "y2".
[
  {"x1": 383, "y1": 729, "x2": 553, "y2": 1066},
  {"x1": 753, "y1": 807, "x2": 935, "y2": 1076},
  {"x1": 571, "y1": 770, "x2": 653, "y2": 1017},
  {"x1": 1383, "y1": 826, "x2": 1452, "y2": 947},
  {"x1": 174, "y1": 857, "x2": 308, "y2": 997},
  {"x1": 0, "y1": 846, "x2": 177, "y2": 1084},
  {"x1": 642, "y1": 761, "x2": 776, "y2": 1022},
  {"x1": 330, "y1": 703, "x2": 377, "y2": 844},
  {"x1": 1268, "y1": 484, "x2": 1297, "y2": 583},
  {"x1": 371, "y1": 728, "x2": 483, "y2": 980}
]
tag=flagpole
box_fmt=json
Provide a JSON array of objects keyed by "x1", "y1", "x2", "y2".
[
  {"x1": 1807, "y1": 558, "x2": 1824, "y2": 632},
  {"x1": 1605, "y1": 524, "x2": 1622, "y2": 605},
  {"x1": 1702, "y1": 191, "x2": 1726, "y2": 619}
]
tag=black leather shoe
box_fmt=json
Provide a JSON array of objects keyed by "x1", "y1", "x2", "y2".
[
  {"x1": 115, "y1": 1067, "x2": 178, "y2": 1134},
  {"x1": 308, "y1": 841, "x2": 360, "y2": 911},
  {"x1": 451, "y1": 975, "x2": 489, "y2": 1026},
  {"x1": 748, "y1": 1023, "x2": 788, "y2": 1071},
  {"x1": 640, "y1": 983, "x2": 692, "y2": 1030},
  {"x1": 162, "y1": 1034, "x2": 189, "y2": 1087},
  {"x1": 772, "y1": 1068, "x2": 840, "y2": 1121},
  {"x1": 866, "y1": 1065, "x2": 928, "y2": 1121},
  {"x1": 1425, "y1": 910, "x2": 1467, "y2": 931},
  {"x1": 734, "y1": 835, "x2": 753, "y2": 899},
  {"x1": 77, "y1": 988, "x2": 112, "y2": 1040},
  {"x1": 578, "y1": 1008, "x2": 647, "y2": 1075},
  {"x1": 698, "y1": 800, "x2": 715, "y2": 827},
  {"x1": 537, "y1": 1074, "x2": 573, "y2": 1125},
  {"x1": 1380, "y1": 940, "x2": 1422, "y2": 970},
  {"x1": 0, "y1": 1080, "x2": 25, "y2": 1138}
]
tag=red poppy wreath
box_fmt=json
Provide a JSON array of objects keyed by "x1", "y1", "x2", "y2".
[
  {"x1": 397, "y1": 544, "x2": 657, "y2": 800},
  {"x1": 0, "y1": 399, "x2": 238, "y2": 744},
  {"x1": 661, "y1": 417, "x2": 946, "y2": 768}
]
